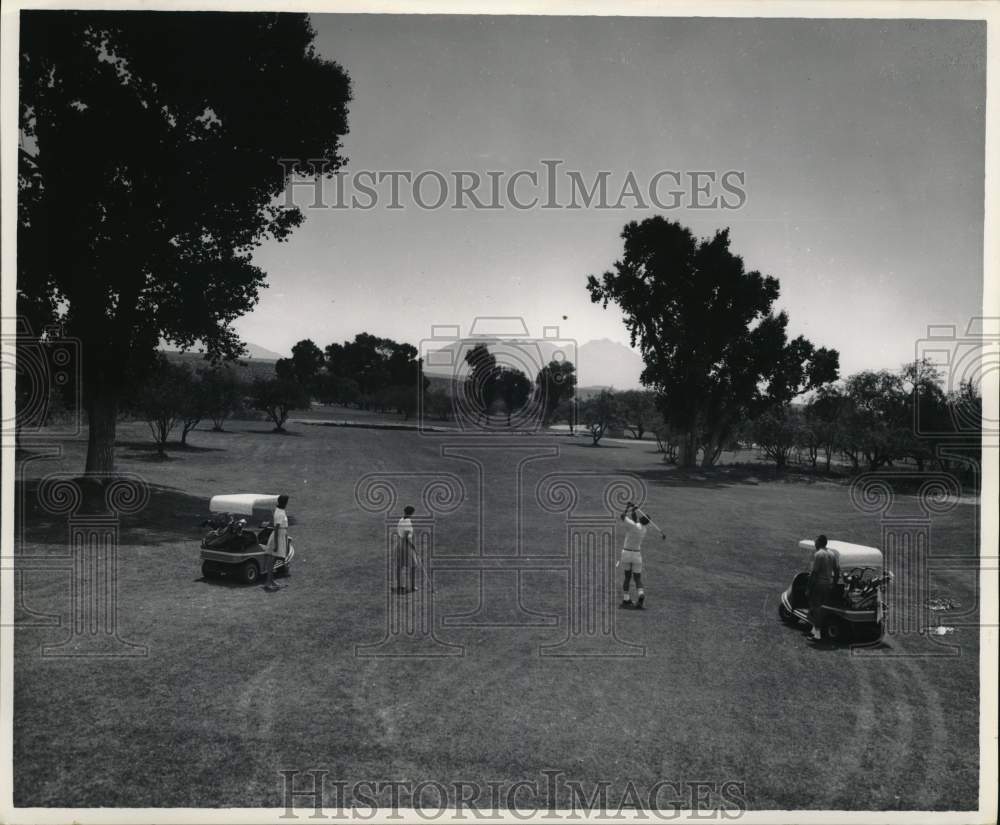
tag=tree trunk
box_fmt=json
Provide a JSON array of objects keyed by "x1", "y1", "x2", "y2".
[
  {"x1": 700, "y1": 442, "x2": 723, "y2": 467},
  {"x1": 678, "y1": 433, "x2": 698, "y2": 468},
  {"x1": 85, "y1": 394, "x2": 118, "y2": 474}
]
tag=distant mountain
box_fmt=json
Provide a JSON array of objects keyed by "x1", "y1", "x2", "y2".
[
  {"x1": 160, "y1": 340, "x2": 286, "y2": 361},
  {"x1": 240, "y1": 342, "x2": 286, "y2": 361},
  {"x1": 421, "y1": 338, "x2": 567, "y2": 377},
  {"x1": 421, "y1": 336, "x2": 644, "y2": 390},
  {"x1": 575, "y1": 338, "x2": 644, "y2": 390}
]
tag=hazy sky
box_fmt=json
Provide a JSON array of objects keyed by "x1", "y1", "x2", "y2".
[{"x1": 235, "y1": 15, "x2": 986, "y2": 378}]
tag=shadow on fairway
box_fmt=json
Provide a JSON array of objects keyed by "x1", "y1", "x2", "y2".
[
  {"x1": 16, "y1": 479, "x2": 211, "y2": 547},
  {"x1": 238, "y1": 428, "x2": 304, "y2": 436},
  {"x1": 623, "y1": 464, "x2": 842, "y2": 490},
  {"x1": 196, "y1": 575, "x2": 252, "y2": 588},
  {"x1": 117, "y1": 440, "x2": 227, "y2": 462}
]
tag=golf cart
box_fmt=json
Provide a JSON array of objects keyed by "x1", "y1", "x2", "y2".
[
  {"x1": 199, "y1": 494, "x2": 294, "y2": 584},
  {"x1": 779, "y1": 539, "x2": 890, "y2": 642}
]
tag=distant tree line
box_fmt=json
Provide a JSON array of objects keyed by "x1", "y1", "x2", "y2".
[
  {"x1": 272, "y1": 334, "x2": 427, "y2": 419},
  {"x1": 458, "y1": 344, "x2": 578, "y2": 426},
  {"x1": 584, "y1": 216, "x2": 982, "y2": 478},
  {"x1": 746, "y1": 360, "x2": 980, "y2": 474}
]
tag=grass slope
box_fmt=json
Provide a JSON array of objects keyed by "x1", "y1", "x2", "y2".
[{"x1": 13, "y1": 420, "x2": 980, "y2": 809}]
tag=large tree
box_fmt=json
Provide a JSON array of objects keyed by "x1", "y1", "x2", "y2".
[
  {"x1": 587, "y1": 218, "x2": 839, "y2": 466},
  {"x1": 535, "y1": 359, "x2": 577, "y2": 425},
  {"x1": 18, "y1": 11, "x2": 351, "y2": 473},
  {"x1": 496, "y1": 367, "x2": 533, "y2": 425},
  {"x1": 463, "y1": 343, "x2": 499, "y2": 423},
  {"x1": 324, "y1": 333, "x2": 425, "y2": 408},
  {"x1": 279, "y1": 339, "x2": 326, "y2": 397}
]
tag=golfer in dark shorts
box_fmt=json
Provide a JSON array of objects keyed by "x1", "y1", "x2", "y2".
[{"x1": 807, "y1": 534, "x2": 837, "y2": 641}]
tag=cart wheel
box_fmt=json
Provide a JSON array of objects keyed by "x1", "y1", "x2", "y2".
[
  {"x1": 778, "y1": 601, "x2": 796, "y2": 624},
  {"x1": 825, "y1": 620, "x2": 850, "y2": 642},
  {"x1": 238, "y1": 560, "x2": 259, "y2": 585},
  {"x1": 276, "y1": 563, "x2": 290, "y2": 578},
  {"x1": 201, "y1": 561, "x2": 216, "y2": 579}
]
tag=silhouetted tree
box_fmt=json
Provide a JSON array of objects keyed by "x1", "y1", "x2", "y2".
[
  {"x1": 324, "y1": 334, "x2": 424, "y2": 404},
  {"x1": 536, "y1": 359, "x2": 577, "y2": 425},
  {"x1": 464, "y1": 343, "x2": 499, "y2": 423},
  {"x1": 289, "y1": 339, "x2": 326, "y2": 396},
  {"x1": 587, "y1": 217, "x2": 839, "y2": 467},
  {"x1": 496, "y1": 367, "x2": 532, "y2": 425},
  {"x1": 131, "y1": 355, "x2": 189, "y2": 455},
  {"x1": 618, "y1": 389, "x2": 659, "y2": 439},
  {"x1": 579, "y1": 389, "x2": 623, "y2": 446},
  {"x1": 18, "y1": 11, "x2": 351, "y2": 473},
  {"x1": 250, "y1": 377, "x2": 310, "y2": 433},
  {"x1": 752, "y1": 405, "x2": 802, "y2": 468},
  {"x1": 200, "y1": 365, "x2": 244, "y2": 432}
]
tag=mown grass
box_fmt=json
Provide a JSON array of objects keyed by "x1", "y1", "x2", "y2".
[{"x1": 13, "y1": 419, "x2": 980, "y2": 809}]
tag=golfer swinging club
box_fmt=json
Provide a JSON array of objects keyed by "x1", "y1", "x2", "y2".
[{"x1": 619, "y1": 501, "x2": 650, "y2": 609}]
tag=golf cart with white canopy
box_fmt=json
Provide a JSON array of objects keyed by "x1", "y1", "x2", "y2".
[
  {"x1": 779, "y1": 539, "x2": 891, "y2": 642},
  {"x1": 199, "y1": 494, "x2": 294, "y2": 584}
]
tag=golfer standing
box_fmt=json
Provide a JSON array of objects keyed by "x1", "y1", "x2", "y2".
[
  {"x1": 263, "y1": 494, "x2": 290, "y2": 592},
  {"x1": 396, "y1": 505, "x2": 416, "y2": 593},
  {"x1": 619, "y1": 503, "x2": 650, "y2": 609},
  {"x1": 807, "y1": 534, "x2": 836, "y2": 641}
]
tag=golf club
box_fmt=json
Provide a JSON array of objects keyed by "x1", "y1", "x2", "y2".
[
  {"x1": 628, "y1": 502, "x2": 666, "y2": 540},
  {"x1": 409, "y1": 539, "x2": 435, "y2": 592}
]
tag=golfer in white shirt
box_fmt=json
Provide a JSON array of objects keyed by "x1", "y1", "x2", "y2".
[
  {"x1": 619, "y1": 503, "x2": 649, "y2": 609},
  {"x1": 263, "y1": 493, "x2": 290, "y2": 592},
  {"x1": 396, "y1": 505, "x2": 416, "y2": 593}
]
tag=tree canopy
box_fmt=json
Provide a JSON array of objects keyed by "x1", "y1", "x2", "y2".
[
  {"x1": 535, "y1": 359, "x2": 577, "y2": 424},
  {"x1": 18, "y1": 11, "x2": 352, "y2": 472},
  {"x1": 587, "y1": 217, "x2": 839, "y2": 466},
  {"x1": 322, "y1": 333, "x2": 425, "y2": 408}
]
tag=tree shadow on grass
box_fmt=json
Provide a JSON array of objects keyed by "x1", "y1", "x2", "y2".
[
  {"x1": 117, "y1": 440, "x2": 226, "y2": 454},
  {"x1": 237, "y1": 428, "x2": 303, "y2": 436},
  {"x1": 119, "y1": 452, "x2": 175, "y2": 463},
  {"x1": 15, "y1": 479, "x2": 213, "y2": 548},
  {"x1": 567, "y1": 441, "x2": 628, "y2": 450},
  {"x1": 621, "y1": 463, "x2": 845, "y2": 491}
]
